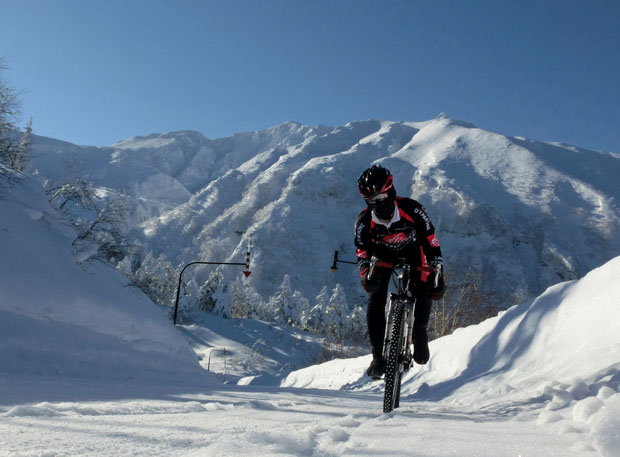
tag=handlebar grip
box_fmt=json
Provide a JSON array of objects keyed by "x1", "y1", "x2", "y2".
[{"x1": 367, "y1": 256, "x2": 389, "y2": 281}]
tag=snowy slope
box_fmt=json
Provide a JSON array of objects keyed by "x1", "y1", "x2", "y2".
[
  {"x1": 0, "y1": 176, "x2": 211, "y2": 385},
  {"x1": 282, "y1": 256, "x2": 620, "y2": 455},
  {"x1": 177, "y1": 311, "x2": 330, "y2": 384},
  {"x1": 28, "y1": 116, "x2": 620, "y2": 313},
  {"x1": 283, "y1": 256, "x2": 620, "y2": 396}
]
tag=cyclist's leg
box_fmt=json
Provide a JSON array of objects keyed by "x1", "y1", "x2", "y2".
[
  {"x1": 413, "y1": 284, "x2": 432, "y2": 364},
  {"x1": 414, "y1": 289, "x2": 432, "y2": 330},
  {"x1": 366, "y1": 270, "x2": 390, "y2": 374}
]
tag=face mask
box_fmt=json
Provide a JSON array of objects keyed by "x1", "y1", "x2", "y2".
[{"x1": 369, "y1": 193, "x2": 395, "y2": 219}]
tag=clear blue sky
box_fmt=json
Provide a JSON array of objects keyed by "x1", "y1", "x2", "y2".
[{"x1": 1, "y1": 0, "x2": 619, "y2": 152}]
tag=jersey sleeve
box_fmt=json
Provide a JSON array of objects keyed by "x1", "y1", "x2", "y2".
[
  {"x1": 411, "y1": 202, "x2": 443, "y2": 263},
  {"x1": 354, "y1": 209, "x2": 372, "y2": 270}
]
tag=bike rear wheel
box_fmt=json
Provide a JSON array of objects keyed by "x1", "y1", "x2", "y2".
[{"x1": 383, "y1": 301, "x2": 405, "y2": 413}]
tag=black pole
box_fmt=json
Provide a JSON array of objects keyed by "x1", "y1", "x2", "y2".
[
  {"x1": 173, "y1": 260, "x2": 247, "y2": 325},
  {"x1": 330, "y1": 250, "x2": 340, "y2": 271},
  {"x1": 330, "y1": 250, "x2": 357, "y2": 272}
]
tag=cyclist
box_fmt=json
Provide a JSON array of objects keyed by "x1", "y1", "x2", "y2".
[{"x1": 354, "y1": 164, "x2": 445, "y2": 378}]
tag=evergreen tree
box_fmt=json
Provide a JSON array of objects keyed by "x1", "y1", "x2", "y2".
[
  {"x1": 326, "y1": 283, "x2": 348, "y2": 339},
  {"x1": 307, "y1": 286, "x2": 330, "y2": 333},
  {"x1": 123, "y1": 252, "x2": 177, "y2": 309},
  {"x1": 231, "y1": 277, "x2": 251, "y2": 318},
  {"x1": 265, "y1": 274, "x2": 292, "y2": 324},
  {"x1": 290, "y1": 289, "x2": 310, "y2": 328},
  {"x1": 196, "y1": 270, "x2": 224, "y2": 312},
  {"x1": 348, "y1": 305, "x2": 367, "y2": 343}
]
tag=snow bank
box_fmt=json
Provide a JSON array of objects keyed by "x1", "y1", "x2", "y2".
[
  {"x1": 282, "y1": 256, "x2": 620, "y2": 454},
  {"x1": 0, "y1": 177, "x2": 211, "y2": 385}
]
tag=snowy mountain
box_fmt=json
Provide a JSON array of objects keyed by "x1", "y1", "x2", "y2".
[
  {"x1": 1, "y1": 173, "x2": 619, "y2": 456},
  {"x1": 28, "y1": 116, "x2": 620, "y2": 314}
]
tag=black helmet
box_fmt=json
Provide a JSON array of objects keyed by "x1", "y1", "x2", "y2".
[
  {"x1": 357, "y1": 165, "x2": 397, "y2": 219},
  {"x1": 357, "y1": 165, "x2": 394, "y2": 198}
]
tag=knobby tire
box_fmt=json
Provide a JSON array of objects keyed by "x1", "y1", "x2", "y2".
[{"x1": 383, "y1": 301, "x2": 405, "y2": 413}]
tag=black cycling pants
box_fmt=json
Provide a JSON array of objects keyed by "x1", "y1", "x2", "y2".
[{"x1": 366, "y1": 268, "x2": 432, "y2": 358}]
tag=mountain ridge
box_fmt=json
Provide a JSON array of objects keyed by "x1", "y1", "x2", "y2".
[{"x1": 28, "y1": 116, "x2": 620, "y2": 313}]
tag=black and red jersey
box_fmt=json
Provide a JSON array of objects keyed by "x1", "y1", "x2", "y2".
[{"x1": 354, "y1": 197, "x2": 443, "y2": 283}]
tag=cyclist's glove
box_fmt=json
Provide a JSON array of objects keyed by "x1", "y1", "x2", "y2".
[
  {"x1": 360, "y1": 262, "x2": 378, "y2": 292},
  {"x1": 429, "y1": 258, "x2": 446, "y2": 300}
]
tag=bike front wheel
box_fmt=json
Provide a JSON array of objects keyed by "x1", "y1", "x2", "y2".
[{"x1": 383, "y1": 301, "x2": 405, "y2": 413}]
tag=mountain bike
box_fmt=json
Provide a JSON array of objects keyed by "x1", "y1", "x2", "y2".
[{"x1": 366, "y1": 256, "x2": 435, "y2": 413}]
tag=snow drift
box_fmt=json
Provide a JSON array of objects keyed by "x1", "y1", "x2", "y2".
[
  {"x1": 282, "y1": 256, "x2": 620, "y2": 455},
  {"x1": 0, "y1": 176, "x2": 211, "y2": 385}
]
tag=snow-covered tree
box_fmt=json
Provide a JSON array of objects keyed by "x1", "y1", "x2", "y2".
[
  {"x1": 230, "y1": 276, "x2": 252, "y2": 318},
  {"x1": 325, "y1": 283, "x2": 349, "y2": 339},
  {"x1": 120, "y1": 252, "x2": 177, "y2": 310},
  {"x1": 72, "y1": 191, "x2": 130, "y2": 263},
  {"x1": 265, "y1": 274, "x2": 293, "y2": 324},
  {"x1": 196, "y1": 270, "x2": 223, "y2": 313},
  {"x1": 47, "y1": 175, "x2": 131, "y2": 264},
  {"x1": 347, "y1": 305, "x2": 367, "y2": 344},
  {"x1": 197, "y1": 270, "x2": 239, "y2": 318},
  {"x1": 47, "y1": 178, "x2": 97, "y2": 213},
  {"x1": 290, "y1": 289, "x2": 311, "y2": 328},
  {"x1": 305, "y1": 286, "x2": 329, "y2": 333},
  {"x1": 261, "y1": 275, "x2": 312, "y2": 328}
]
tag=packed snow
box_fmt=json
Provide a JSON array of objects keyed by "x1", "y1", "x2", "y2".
[{"x1": 2, "y1": 155, "x2": 620, "y2": 456}]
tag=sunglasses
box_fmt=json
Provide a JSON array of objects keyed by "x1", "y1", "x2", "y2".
[{"x1": 367, "y1": 192, "x2": 390, "y2": 204}]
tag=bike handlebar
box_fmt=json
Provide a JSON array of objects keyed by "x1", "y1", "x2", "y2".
[{"x1": 367, "y1": 256, "x2": 435, "y2": 281}]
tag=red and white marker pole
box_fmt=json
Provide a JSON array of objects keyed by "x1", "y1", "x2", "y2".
[{"x1": 243, "y1": 239, "x2": 252, "y2": 277}]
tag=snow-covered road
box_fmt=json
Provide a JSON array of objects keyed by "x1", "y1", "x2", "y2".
[{"x1": 0, "y1": 380, "x2": 597, "y2": 457}]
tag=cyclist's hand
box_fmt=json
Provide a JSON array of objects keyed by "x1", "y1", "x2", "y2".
[
  {"x1": 429, "y1": 259, "x2": 445, "y2": 300},
  {"x1": 359, "y1": 261, "x2": 369, "y2": 287},
  {"x1": 360, "y1": 265, "x2": 373, "y2": 292},
  {"x1": 360, "y1": 259, "x2": 380, "y2": 292},
  {"x1": 429, "y1": 259, "x2": 442, "y2": 288}
]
